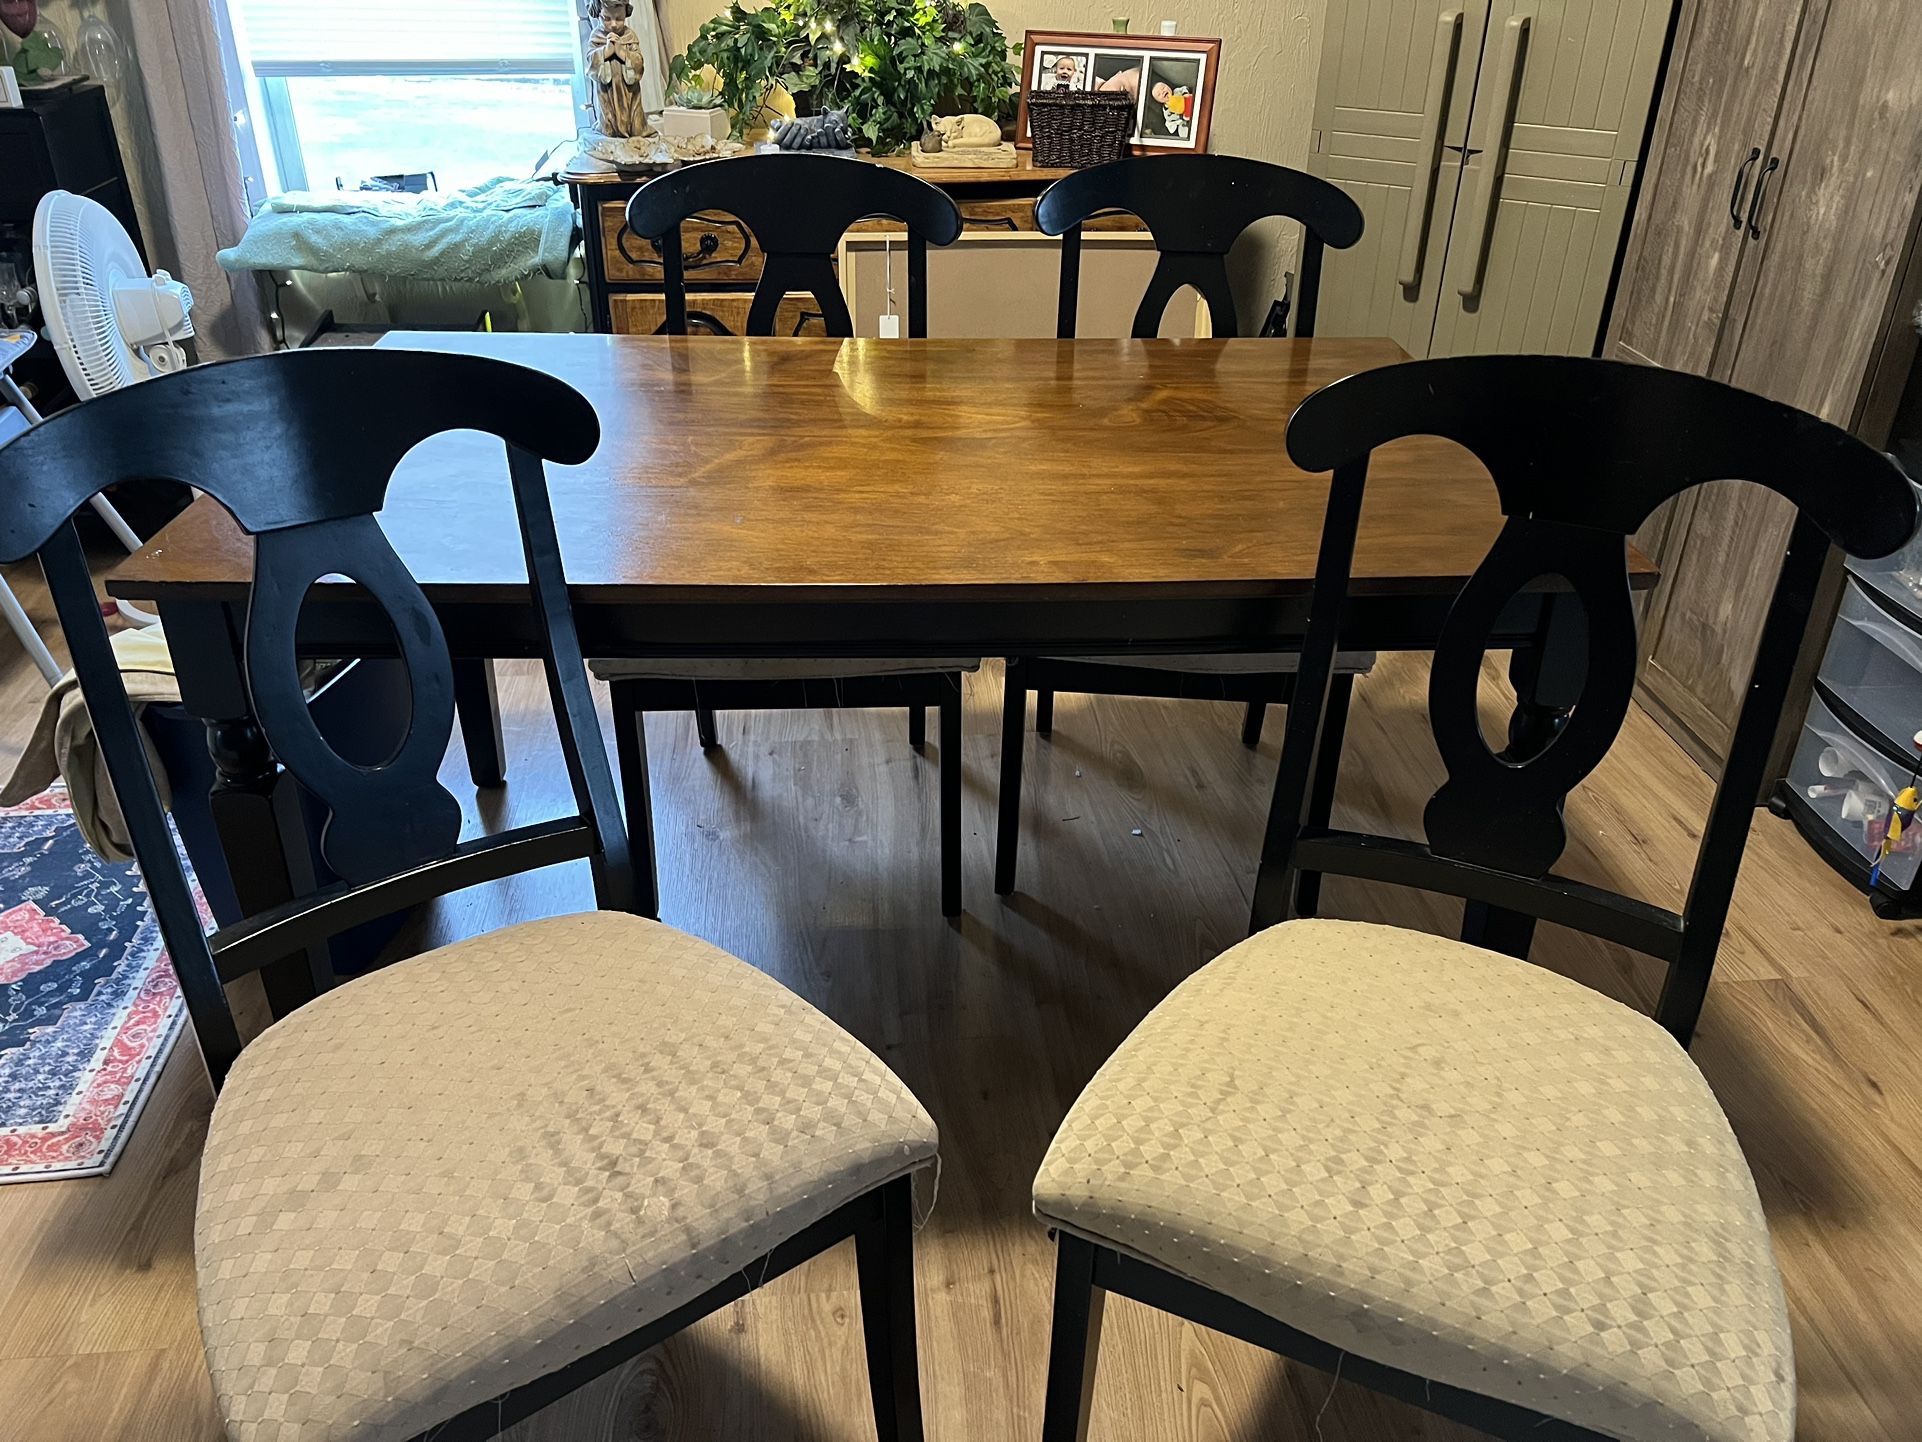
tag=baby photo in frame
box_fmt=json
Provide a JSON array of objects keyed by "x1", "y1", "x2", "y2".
[
  {"x1": 1035, "y1": 46, "x2": 1093, "y2": 92},
  {"x1": 1019, "y1": 31, "x2": 1221, "y2": 154}
]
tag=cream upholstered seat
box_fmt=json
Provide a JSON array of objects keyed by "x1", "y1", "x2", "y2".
[
  {"x1": 1034, "y1": 919, "x2": 1793, "y2": 1442},
  {"x1": 197, "y1": 911, "x2": 937, "y2": 1442}
]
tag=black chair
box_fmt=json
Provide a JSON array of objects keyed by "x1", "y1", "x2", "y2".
[
  {"x1": 1040, "y1": 153, "x2": 1363, "y2": 341},
  {"x1": 1032, "y1": 356, "x2": 1916, "y2": 1442},
  {"x1": 601, "y1": 154, "x2": 973, "y2": 916},
  {"x1": 0, "y1": 349, "x2": 934, "y2": 1442},
  {"x1": 632, "y1": 151, "x2": 963, "y2": 338},
  {"x1": 996, "y1": 154, "x2": 1369, "y2": 898}
]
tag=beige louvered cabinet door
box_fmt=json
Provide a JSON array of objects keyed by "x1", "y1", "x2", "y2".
[
  {"x1": 1429, "y1": 0, "x2": 1672, "y2": 356},
  {"x1": 1307, "y1": 0, "x2": 1491, "y2": 356}
]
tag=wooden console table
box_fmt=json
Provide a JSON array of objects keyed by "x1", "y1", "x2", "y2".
[{"x1": 565, "y1": 153, "x2": 1144, "y2": 336}]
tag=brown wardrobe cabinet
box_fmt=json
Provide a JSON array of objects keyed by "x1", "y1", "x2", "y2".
[{"x1": 1609, "y1": 0, "x2": 1922, "y2": 775}]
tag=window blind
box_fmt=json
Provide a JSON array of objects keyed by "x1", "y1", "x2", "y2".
[{"x1": 232, "y1": 0, "x2": 581, "y2": 71}]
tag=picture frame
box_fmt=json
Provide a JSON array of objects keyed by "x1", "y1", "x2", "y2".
[{"x1": 1015, "y1": 31, "x2": 1222, "y2": 156}]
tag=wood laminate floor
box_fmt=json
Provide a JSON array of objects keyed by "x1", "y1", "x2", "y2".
[{"x1": 0, "y1": 559, "x2": 1916, "y2": 1441}]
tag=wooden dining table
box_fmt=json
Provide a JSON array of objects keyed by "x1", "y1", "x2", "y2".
[{"x1": 109, "y1": 332, "x2": 1639, "y2": 960}]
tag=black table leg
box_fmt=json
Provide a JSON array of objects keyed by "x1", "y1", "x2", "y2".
[
  {"x1": 939, "y1": 690, "x2": 962, "y2": 917},
  {"x1": 1240, "y1": 700, "x2": 1267, "y2": 749},
  {"x1": 164, "y1": 600, "x2": 330, "y2": 1019},
  {"x1": 996, "y1": 659, "x2": 1028, "y2": 897},
  {"x1": 1462, "y1": 594, "x2": 1588, "y2": 958},
  {"x1": 1504, "y1": 592, "x2": 1586, "y2": 759},
  {"x1": 453, "y1": 658, "x2": 507, "y2": 788}
]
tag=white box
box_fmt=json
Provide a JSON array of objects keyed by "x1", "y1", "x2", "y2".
[{"x1": 658, "y1": 105, "x2": 730, "y2": 144}]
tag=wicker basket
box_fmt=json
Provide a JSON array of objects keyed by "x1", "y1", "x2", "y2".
[{"x1": 1027, "y1": 89, "x2": 1135, "y2": 168}]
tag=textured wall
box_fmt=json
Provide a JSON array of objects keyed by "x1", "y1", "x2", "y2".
[{"x1": 658, "y1": 0, "x2": 1326, "y2": 331}]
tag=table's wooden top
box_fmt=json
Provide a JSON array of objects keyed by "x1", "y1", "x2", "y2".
[{"x1": 112, "y1": 333, "x2": 1643, "y2": 606}]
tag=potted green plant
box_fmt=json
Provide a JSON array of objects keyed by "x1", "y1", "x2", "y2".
[
  {"x1": 669, "y1": 0, "x2": 1017, "y2": 155},
  {"x1": 660, "y1": 83, "x2": 733, "y2": 145}
]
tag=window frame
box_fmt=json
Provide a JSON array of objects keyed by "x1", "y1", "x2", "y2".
[{"x1": 219, "y1": 0, "x2": 591, "y2": 199}]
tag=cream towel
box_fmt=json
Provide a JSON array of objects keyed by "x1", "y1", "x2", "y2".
[{"x1": 1, "y1": 626, "x2": 178, "y2": 861}]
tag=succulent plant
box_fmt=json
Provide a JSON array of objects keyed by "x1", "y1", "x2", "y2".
[{"x1": 668, "y1": 83, "x2": 726, "y2": 109}]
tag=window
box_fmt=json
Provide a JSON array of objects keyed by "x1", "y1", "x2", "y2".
[{"x1": 224, "y1": 0, "x2": 586, "y2": 194}]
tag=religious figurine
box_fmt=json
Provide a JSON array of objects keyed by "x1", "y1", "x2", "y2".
[
  {"x1": 586, "y1": 0, "x2": 647, "y2": 140},
  {"x1": 930, "y1": 114, "x2": 1003, "y2": 149},
  {"x1": 770, "y1": 110, "x2": 856, "y2": 152}
]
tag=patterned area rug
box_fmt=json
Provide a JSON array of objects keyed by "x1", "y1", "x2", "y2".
[{"x1": 0, "y1": 787, "x2": 188, "y2": 1183}]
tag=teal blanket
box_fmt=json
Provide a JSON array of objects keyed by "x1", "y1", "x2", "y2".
[{"x1": 218, "y1": 177, "x2": 576, "y2": 284}]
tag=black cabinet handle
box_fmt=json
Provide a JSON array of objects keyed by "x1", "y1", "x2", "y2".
[
  {"x1": 1729, "y1": 147, "x2": 1761, "y2": 229},
  {"x1": 1746, "y1": 155, "x2": 1780, "y2": 240}
]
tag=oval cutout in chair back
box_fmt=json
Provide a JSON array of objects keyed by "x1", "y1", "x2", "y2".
[
  {"x1": 1424, "y1": 519, "x2": 1637, "y2": 878},
  {"x1": 246, "y1": 518, "x2": 462, "y2": 883}
]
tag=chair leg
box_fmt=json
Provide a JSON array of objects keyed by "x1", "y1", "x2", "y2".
[
  {"x1": 1460, "y1": 902, "x2": 1539, "y2": 960},
  {"x1": 1293, "y1": 673, "x2": 1353, "y2": 920},
  {"x1": 1035, "y1": 688, "x2": 1055, "y2": 738},
  {"x1": 996, "y1": 662, "x2": 1028, "y2": 896},
  {"x1": 695, "y1": 703, "x2": 720, "y2": 751},
  {"x1": 609, "y1": 686, "x2": 662, "y2": 920},
  {"x1": 855, "y1": 1177, "x2": 926, "y2": 1442},
  {"x1": 939, "y1": 688, "x2": 962, "y2": 917},
  {"x1": 909, "y1": 704, "x2": 927, "y2": 752},
  {"x1": 1040, "y1": 1233, "x2": 1106, "y2": 1442},
  {"x1": 1241, "y1": 700, "x2": 1267, "y2": 749},
  {"x1": 452, "y1": 658, "x2": 507, "y2": 788}
]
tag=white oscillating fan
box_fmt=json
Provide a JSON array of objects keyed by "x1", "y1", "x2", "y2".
[
  {"x1": 35, "y1": 190, "x2": 195, "y2": 397},
  {"x1": 27, "y1": 190, "x2": 198, "y2": 630}
]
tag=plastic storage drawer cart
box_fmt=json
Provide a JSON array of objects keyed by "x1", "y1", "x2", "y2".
[{"x1": 1778, "y1": 480, "x2": 1922, "y2": 918}]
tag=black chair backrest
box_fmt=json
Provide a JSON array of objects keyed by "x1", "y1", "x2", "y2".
[
  {"x1": 1035, "y1": 154, "x2": 1364, "y2": 339},
  {"x1": 1261, "y1": 355, "x2": 1917, "y2": 1044},
  {"x1": 627, "y1": 154, "x2": 964, "y2": 338},
  {"x1": 0, "y1": 348, "x2": 631, "y2": 1087}
]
